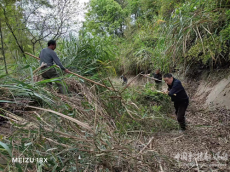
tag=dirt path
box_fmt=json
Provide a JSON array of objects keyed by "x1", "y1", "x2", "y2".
[
  {"x1": 151, "y1": 94, "x2": 230, "y2": 171},
  {"x1": 112, "y1": 75, "x2": 230, "y2": 170}
]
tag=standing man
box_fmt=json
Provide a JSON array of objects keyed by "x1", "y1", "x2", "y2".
[
  {"x1": 145, "y1": 69, "x2": 162, "y2": 90},
  {"x1": 151, "y1": 69, "x2": 162, "y2": 90},
  {"x1": 163, "y1": 73, "x2": 189, "y2": 131},
  {"x1": 39, "y1": 40, "x2": 70, "y2": 94}
]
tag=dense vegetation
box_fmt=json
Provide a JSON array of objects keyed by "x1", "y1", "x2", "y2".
[
  {"x1": 0, "y1": 0, "x2": 230, "y2": 171},
  {"x1": 2, "y1": 0, "x2": 230, "y2": 76},
  {"x1": 82, "y1": 0, "x2": 230, "y2": 74}
]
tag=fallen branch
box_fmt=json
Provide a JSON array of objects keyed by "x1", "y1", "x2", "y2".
[
  {"x1": 0, "y1": 108, "x2": 91, "y2": 141},
  {"x1": 108, "y1": 78, "x2": 117, "y2": 92}
]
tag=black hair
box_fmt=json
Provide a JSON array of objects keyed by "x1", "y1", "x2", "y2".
[
  {"x1": 48, "y1": 40, "x2": 56, "y2": 46},
  {"x1": 163, "y1": 73, "x2": 173, "y2": 78}
]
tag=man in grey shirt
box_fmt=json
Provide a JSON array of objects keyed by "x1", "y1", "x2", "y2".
[{"x1": 39, "y1": 40, "x2": 70, "y2": 94}]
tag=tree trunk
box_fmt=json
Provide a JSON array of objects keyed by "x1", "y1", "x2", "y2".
[
  {"x1": 2, "y1": 8, "x2": 26, "y2": 58},
  {"x1": 0, "y1": 19, "x2": 8, "y2": 74}
]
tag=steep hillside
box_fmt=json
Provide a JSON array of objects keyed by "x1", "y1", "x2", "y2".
[{"x1": 1, "y1": 71, "x2": 230, "y2": 171}]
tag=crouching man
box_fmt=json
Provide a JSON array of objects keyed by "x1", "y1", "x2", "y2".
[{"x1": 163, "y1": 73, "x2": 189, "y2": 131}]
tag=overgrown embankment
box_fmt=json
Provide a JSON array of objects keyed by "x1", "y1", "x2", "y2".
[
  {"x1": 1, "y1": 69, "x2": 230, "y2": 171},
  {"x1": 0, "y1": 75, "x2": 178, "y2": 171}
]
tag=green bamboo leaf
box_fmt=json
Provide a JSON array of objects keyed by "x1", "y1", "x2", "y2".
[
  {"x1": 0, "y1": 100, "x2": 13, "y2": 103},
  {"x1": 0, "y1": 74, "x2": 7, "y2": 79},
  {"x1": 0, "y1": 141, "x2": 12, "y2": 157},
  {"x1": 11, "y1": 79, "x2": 33, "y2": 89},
  {"x1": 35, "y1": 78, "x2": 62, "y2": 85},
  {"x1": 15, "y1": 163, "x2": 23, "y2": 172},
  {"x1": 52, "y1": 164, "x2": 58, "y2": 172}
]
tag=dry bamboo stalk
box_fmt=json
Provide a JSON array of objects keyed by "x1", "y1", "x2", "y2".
[
  {"x1": 44, "y1": 137, "x2": 72, "y2": 148},
  {"x1": 1, "y1": 109, "x2": 83, "y2": 140},
  {"x1": 25, "y1": 52, "x2": 40, "y2": 60},
  {"x1": 107, "y1": 78, "x2": 117, "y2": 92},
  {"x1": 33, "y1": 62, "x2": 47, "y2": 74},
  {"x1": 33, "y1": 66, "x2": 42, "y2": 74},
  {"x1": 138, "y1": 136, "x2": 154, "y2": 154},
  {"x1": 196, "y1": 26, "x2": 205, "y2": 55},
  {"x1": 140, "y1": 74, "x2": 162, "y2": 82},
  {"x1": 25, "y1": 52, "x2": 114, "y2": 91},
  {"x1": 68, "y1": 71, "x2": 114, "y2": 91},
  {"x1": 123, "y1": 105, "x2": 141, "y2": 121},
  {"x1": 27, "y1": 105, "x2": 93, "y2": 131}
]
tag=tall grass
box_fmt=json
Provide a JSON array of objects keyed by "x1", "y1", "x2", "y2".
[
  {"x1": 0, "y1": 63, "x2": 177, "y2": 171},
  {"x1": 57, "y1": 34, "x2": 117, "y2": 77}
]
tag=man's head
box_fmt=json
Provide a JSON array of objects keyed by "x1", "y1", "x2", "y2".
[
  {"x1": 163, "y1": 73, "x2": 173, "y2": 85},
  {"x1": 156, "y1": 68, "x2": 160, "y2": 74},
  {"x1": 48, "y1": 40, "x2": 56, "y2": 50}
]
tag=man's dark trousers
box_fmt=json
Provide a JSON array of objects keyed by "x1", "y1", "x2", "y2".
[
  {"x1": 174, "y1": 100, "x2": 189, "y2": 130},
  {"x1": 41, "y1": 66, "x2": 66, "y2": 94}
]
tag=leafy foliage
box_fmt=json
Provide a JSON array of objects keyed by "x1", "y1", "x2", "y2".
[
  {"x1": 82, "y1": 0, "x2": 230, "y2": 74},
  {"x1": 1, "y1": 0, "x2": 230, "y2": 171},
  {"x1": 85, "y1": 0, "x2": 129, "y2": 36}
]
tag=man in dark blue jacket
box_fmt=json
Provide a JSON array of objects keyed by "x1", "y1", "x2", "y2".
[{"x1": 163, "y1": 73, "x2": 189, "y2": 131}]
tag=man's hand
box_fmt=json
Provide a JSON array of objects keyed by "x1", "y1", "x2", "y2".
[
  {"x1": 40, "y1": 62, "x2": 47, "y2": 68},
  {"x1": 163, "y1": 90, "x2": 169, "y2": 94},
  {"x1": 64, "y1": 69, "x2": 71, "y2": 73}
]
